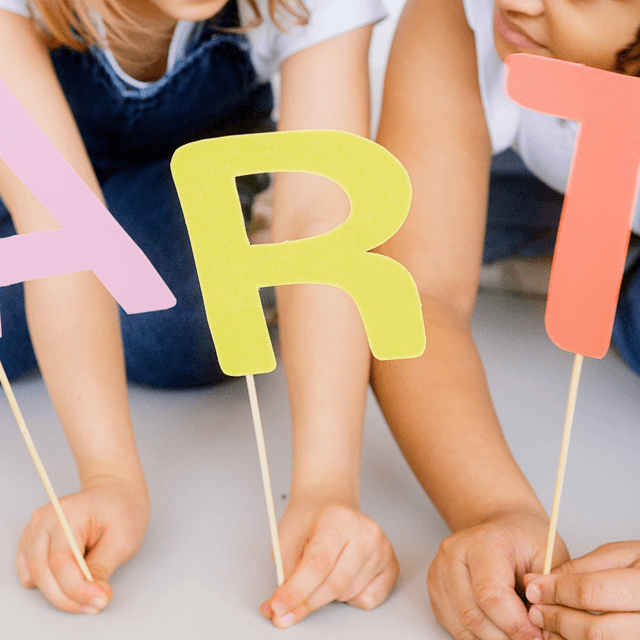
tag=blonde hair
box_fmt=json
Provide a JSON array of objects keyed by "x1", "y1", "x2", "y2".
[{"x1": 30, "y1": 0, "x2": 309, "y2": 50}]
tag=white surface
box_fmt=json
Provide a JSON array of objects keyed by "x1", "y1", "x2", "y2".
[
  {"x1": 1, "y1": 290, "x2": 639, "y2": 638},
  {"x1": 369, "y1": 0, "x2": 405, "y2": 135}
]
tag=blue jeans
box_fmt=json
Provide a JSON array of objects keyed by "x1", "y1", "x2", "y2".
[
  {"x1": 0, "y1": 0, "x2": 273, "y2": 387},
  {"x1": 483, "y1": 149, "x2": 562, "y2": 264},
  {"x1": 486, "y1": 149, "x2": 640, "y2": 377}
]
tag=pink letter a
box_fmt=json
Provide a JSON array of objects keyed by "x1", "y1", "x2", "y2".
[{"x1": 0, "y1": 77, "x2": 175, "y2": 334}]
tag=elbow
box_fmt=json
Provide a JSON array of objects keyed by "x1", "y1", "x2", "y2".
[{"x1": 417, "y1": 280, "x2": 479, "y2": 332}]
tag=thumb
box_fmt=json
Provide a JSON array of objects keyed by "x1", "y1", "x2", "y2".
[
  {"x1": 277, "y1": 521, "x2": 307, "y2": 580},
  {"x1": 553, "y1": 542, "x2": 640, "y2": 575},
  {"x1": 83, "y1": 533, "x2": 129, "y2": 599}
]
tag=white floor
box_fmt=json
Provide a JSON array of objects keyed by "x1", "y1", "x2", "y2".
[
  {"x1": 2, "y1": 290, "x2": 639, "y2": 639},
  {"x1": 3, "y1": 1, "x2": 640, "y2": 638}
]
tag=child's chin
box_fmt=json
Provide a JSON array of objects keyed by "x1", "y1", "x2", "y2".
[{"x1": 493, "y1": 37, "x2": 513, "y2": 63}]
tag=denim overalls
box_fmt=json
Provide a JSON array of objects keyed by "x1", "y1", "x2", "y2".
[{"x1": 0, "y1": 0, "x2": 273, "y2": 386}]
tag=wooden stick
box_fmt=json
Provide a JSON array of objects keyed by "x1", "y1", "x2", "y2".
[
  {"x1": 543, "y1": 353, "x2": 584, "y2": 575},
  {"x1": 0, "y1": 360, "x2": 93, "y2": 582},
  {"x1": 246, "y1": 374, "x2": 284, "y2": 586}
]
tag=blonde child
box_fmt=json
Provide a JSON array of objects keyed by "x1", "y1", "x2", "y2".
[
  {"x1": 0, "y1": 0, "x2": 399, "y2": 627},
  {"x1": 374, "y1": 0, "x2": 640, "y2": 639}
]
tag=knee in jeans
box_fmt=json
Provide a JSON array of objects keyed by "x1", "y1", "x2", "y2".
[{"x1": 120, "y1": 312, "x2": 226, "y2": 388}]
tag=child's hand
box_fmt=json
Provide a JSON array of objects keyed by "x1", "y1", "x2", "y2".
[
  {"x1": 428, "y1": 510, "x2": 569, "y2": 640},
  {"x1": 16, "y1": 476, "x2": 149, "y2": 614},
  {"x1": 260, "y1": 487, "x2": 399, "y2": 628},
  {"x1": 525, "y1": 541, "x2": 640, "y2": 639}
]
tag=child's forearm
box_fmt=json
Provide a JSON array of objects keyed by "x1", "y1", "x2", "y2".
[
  {"x1": 370, "y1": 0, "x2": 545, "y2": 532},
  {"x1": 17, "y1": 281, "x2": 150, "y2": 615},
  {"x1": 24, "y1": 272, "x2": 147, "y2": 491},
  {"x1": 24, "y1": 274, "x2": 141, "y2": 490},
  {"x1": 276, "y1": 281, "x2": 370, "y2": 505},
  {"x1": 272, "y1": 172, "x2": 370, "y2": 506},
  {"x1": 371, "y1": 298, "x2": 546, "y2": 531},
  {"x1": 272, "y1": 25, "x2": 374, "y2": 504},
  {"x1": 0, "y1": 16, "x2": 146, "y2": 493},
  {"x1": 259, "y1": 25, "x2": 403, "y2": 625}
]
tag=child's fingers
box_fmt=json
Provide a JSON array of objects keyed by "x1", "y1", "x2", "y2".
[
  {"x1": 529, "y1": 604, "x2": 640, "y2": 640},
  {"x1": 48, "y1": 529, "x2": 110, "y2": 612},
  {"x1": 16, "y1": 551, "x2": 35, "y2": 588},
  {"x1": 82, "y1": 532, "x2": 121, "y2": 600},
  {"x1": 300, "y1": 538, "x2": 395, "y2": 613},
  {"x1": 431, "y1": 552, "x2": 513, "y2": 640},
  {"x1": 530, "y1": 541, "x2": 640, "y2": 578},
  {"x1": 21, "y1": 532, "x2": 87, "y2": 613},
  {"x1": 262, "y1": 501, "x2": 398, "y2": 627},
  {"x1": 268, "y1": 533, "x2": 351, "y2": 627},
  {"x1": 336, "y1": 538, "x2": 397, "y2": 605},
  {"x1": 271, "y1": 542, "x2": 389, "y2": 628},
  {"x1": 466, "y1": 546, "x2": 543, "y2": 640},
  {"x1": 526, "y1": 567, "x2": 640, "y2": 613},
  {"x1": 268, "y1": 515, "x2": 396, "y2": 628},
  {"x1": 429, "y1": 538, "x2": 543, "y2": 640},
  {"x1": 344, "y1": 560, "x2": 399, "y2": 610},
  {"x1": 17, "y1": 483, "x2": 147, "y2": 615}
]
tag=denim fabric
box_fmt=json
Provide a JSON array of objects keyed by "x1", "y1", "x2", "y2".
[
  {"x1": 0, "y1": 0, "x2": 273, "y2": 386},
  {"x1": 611, "y1": 250, "x2": 640, "y2": 377},
  {"x1": 483, "y1": 149, "x2": 563, "y2": 265}
]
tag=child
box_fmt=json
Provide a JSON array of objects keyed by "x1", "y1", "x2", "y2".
[
  {"x1": 0, "y1": 0, "x2": 399, "y2": 627},
  {"x1": 374, "y1": 0, "x2": 640, "y2": 638}
]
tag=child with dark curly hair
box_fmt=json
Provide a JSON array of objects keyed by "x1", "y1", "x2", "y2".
[{"x1": 374, "y1": 1, "x2": 640, "y2": 639}]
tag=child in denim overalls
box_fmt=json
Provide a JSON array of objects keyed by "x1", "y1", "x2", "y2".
[{"x1": 0, "y1": 0, "x2": 398, "y2": 627}]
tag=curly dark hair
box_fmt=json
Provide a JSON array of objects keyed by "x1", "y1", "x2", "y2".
[{"x1": 615, "y1": 26, "x2": 640, "y2": 75}]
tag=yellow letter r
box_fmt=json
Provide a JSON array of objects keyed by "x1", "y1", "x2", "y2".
[{"x1": 171, "y1": 130, "x2": 425, "y2": 376}]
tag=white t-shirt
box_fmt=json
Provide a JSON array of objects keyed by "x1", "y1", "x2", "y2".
[
  {"x1": 0, "y1": 0, "x2": 386, "y2": 86},
  {"x1": 462, "y1": 0, "x2": 640, "y2": 233}
]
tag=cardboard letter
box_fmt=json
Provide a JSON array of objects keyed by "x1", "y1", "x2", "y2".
[
  {"x1": 0, "y1": 77, "x2": 176, "y2": 326},
  {"x1": 505, "y1": 54, "x2": 640, "y2": 358},
  {"x1": 171, "y1": 130, "x2": 425, "y2": 376}
]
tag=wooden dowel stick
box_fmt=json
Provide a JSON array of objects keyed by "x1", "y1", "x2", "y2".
[
  {"x1": 0, "y1": 360, "x2": 93, "y2": 582},
  {"x1": 543, "y1": 352, "x2": 584, "y2": 575},
  {"x1": 246, "y1": 374, "x2": 284, "y2": 587}
]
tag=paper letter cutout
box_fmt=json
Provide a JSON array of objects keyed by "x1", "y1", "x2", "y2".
[
  {"x1": 505, "y1": 54, "x2": 640, "y2": 358},
  {"x1": 171, "y1": 130, "x2": 425, "y2": 376},
  {"x1": 0, "y1": 77, "x2": 176, "y2": 328}
]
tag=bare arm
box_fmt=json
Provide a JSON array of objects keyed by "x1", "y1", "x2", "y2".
[
  {"x1": 374, "y1": 1, "x2": 566, "y2": 638},
  {"x1": 260, "y1": 25, "x2": 398, "y2": 627},
  {"x1": 273, "y1": 27, "x2": 372, "y2": 507},
  {"x1": 374, "y1": 0, "x2": 541, "y2": 532},
  {"x1": 0, "y1": 10, "x2": 148, "y2": 613}
]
